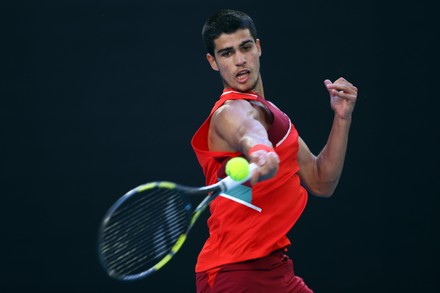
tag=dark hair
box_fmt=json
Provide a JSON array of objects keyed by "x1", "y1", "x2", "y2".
[{"x1": 202, "y1": 9, "x2": 258, "y2": 56}]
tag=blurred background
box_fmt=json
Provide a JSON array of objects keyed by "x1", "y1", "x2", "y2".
[{"x1": 3, "y1": 0, "x2": 437, "y2": 292}]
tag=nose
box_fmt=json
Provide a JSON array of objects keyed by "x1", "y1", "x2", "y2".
[{"x1": 234, "y1": 52, "x2": 246, "y2": 66}]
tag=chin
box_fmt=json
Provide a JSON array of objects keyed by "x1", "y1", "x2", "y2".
[
  {"x1": 234, "y1": 82, "x2": 257, "y2": 93},
  {"x1": 224, "y1": 78, "x2": 258, "y2": 93}
]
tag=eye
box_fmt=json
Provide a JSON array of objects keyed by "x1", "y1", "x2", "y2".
[
  {"x1": 221, "y1": 51, "x2": 232, "y2": 57},
  {"x1": 242, "y1": 45, "x2": 252, "y2": 51}
]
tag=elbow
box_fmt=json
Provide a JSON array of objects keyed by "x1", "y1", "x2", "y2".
[
  {"x1": 309, "y1": 189, "x2": 333, "y2": 198},
  {"x1": 306, "y1": 181, "x2": 338, "y2": 198},
  {"x1": 311, "y1": 189, "x2": 334, "y2": 198}
]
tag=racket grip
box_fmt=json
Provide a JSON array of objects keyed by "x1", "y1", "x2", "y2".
[{"x1": 220, "y1": 163, "x2": 259, "y2": 191}]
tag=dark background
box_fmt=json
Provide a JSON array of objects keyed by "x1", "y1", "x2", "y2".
[{"x1": 4, "y1": 0, "x2": 437, "y2": 292}]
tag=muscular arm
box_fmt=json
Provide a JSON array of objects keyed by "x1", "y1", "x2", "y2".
[
  {"x1": 297, "y1": 117, "x2": 351, "y2": 197},
  {"x1": 209, "y1": 100, "x2": 270, "y2": 153},
  {"x1": 209, "y1": 99, "x2": 279, "y2": 182},
  {"x1": 297, "y1": 77, "x2": 358, "y2": 197}
]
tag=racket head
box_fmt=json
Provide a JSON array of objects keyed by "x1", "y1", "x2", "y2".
[{"x1": 97, "y1": 181, "x2": 194, "y2": 281}]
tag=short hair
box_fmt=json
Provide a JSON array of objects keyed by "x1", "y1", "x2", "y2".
[{"x1": 202, "y1": 9, "x2": 258, "y2": 56}]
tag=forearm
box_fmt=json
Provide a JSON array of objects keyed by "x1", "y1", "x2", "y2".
[
  {"x1": 213, "y1": 100, "x2": 272, "y2": 154},
  {"x1": 314, "y1": 115, "x2": 351, "y2": 194},
  {"x1": 300, "y1": 77, "x2": 357, "y2": 196},
  {"x1": 211, "y1": 99, "x2": 279, "y2": 183},
  {"x1": 237, "y1": 122, "x2": 273, "y2": 157}
]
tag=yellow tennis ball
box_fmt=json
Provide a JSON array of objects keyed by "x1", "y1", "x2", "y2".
[{"x1": 225, "y1": 157, "x2": 250, "y2": 181}]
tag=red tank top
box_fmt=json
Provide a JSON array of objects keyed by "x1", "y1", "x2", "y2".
[{"x1": 191, "y1": 89, "x2": 308, "y2": 272}]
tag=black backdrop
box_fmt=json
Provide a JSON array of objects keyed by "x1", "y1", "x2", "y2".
[{"x1": 4, "y1": 0, "x2": 437, "y2": 292}]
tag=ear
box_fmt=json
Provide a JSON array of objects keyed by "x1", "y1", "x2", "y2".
[
  {"x1": 256, "y1": 39, "x2": 262, "y2": 57},
  {"x1": 206, "y1": 53, "x2": 219, "y2": 71}
]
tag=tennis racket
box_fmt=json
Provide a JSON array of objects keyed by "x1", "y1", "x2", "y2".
[{"x1": 98, "y1": 163, "x2": 258, "y2": 281}]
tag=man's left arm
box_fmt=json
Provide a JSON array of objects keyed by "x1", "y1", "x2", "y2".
[{"x1": 297, "y1": 77, "x2": 358, "y2": 197}]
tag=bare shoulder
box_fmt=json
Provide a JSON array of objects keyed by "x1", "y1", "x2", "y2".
[
  {"x1": 212, "y1": 99, "x2": 256, "y2": 124},
  {"x1": 216, "y1": 99, "x2": 254, "y2": 115},
  {"x1": 209, "y1": 99, "x2": 258, "y2": 152}
]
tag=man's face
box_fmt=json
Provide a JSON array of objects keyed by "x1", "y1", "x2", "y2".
[{"x1": 207, "y1": 29, "x2": 262, "y2": 93}]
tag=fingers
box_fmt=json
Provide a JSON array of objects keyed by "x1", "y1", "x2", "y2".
[
  {"x1": 324, "y1": 77, "x2": 358, "y2": 119},
  {"x1": 330, "y1": 88, "x2": 357, "y2": 101},
  {"x1": 325, "y1": 77, "x2": 358, "y2": 95},
  {"x1": 249, "y1": 150, "x2": 279, "y2": 185},
  {"x1": 324, "y1": 77, "x2": 358, "y2": 106}
]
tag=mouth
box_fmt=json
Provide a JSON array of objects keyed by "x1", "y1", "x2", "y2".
[{"x1": 236, "y1": 69, "x2": 250, "y2": 83}]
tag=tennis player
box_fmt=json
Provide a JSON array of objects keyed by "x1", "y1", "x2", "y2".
[{"x1": 191, "y1": 9, "x2": 358, "y2": 292}]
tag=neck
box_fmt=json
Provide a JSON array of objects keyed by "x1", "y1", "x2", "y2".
[{"x1": 253, "y1": 73, "x2": 265, "y2": 98}]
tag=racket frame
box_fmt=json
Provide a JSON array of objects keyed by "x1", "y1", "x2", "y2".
[{"x1": 98, "y1": 163, "x2": 257, "y2": 280}]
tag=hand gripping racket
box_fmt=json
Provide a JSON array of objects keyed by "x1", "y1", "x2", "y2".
[{"x1": 98, "y1": 163, "x2": 258, "y2": 281}]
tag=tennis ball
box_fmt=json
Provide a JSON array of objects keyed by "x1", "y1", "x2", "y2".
[{"x1": 225, "y1": 157, "x2": 250, "y2": 181}]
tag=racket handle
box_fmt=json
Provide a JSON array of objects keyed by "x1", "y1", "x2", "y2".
[{"x1": 220, "y1": 163, "x2": 259, "y2": 191}]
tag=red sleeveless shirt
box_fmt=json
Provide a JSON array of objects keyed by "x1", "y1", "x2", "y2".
[{"x1": 191, "y1": 89, "x2": 308, "y2": 272}]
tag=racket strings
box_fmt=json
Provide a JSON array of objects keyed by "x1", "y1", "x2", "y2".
[
  {"x1": 104, "y1": 207, "x2": 187, "y2": 273},
  {"x1": 100, "y1": 187, "x2": 189, "y2": 277},
  {"x1": 103, "y1": 207, "x2": 185, "y2": 254},
  {"x1": 102, "y1": 192, "x2": 183, "y2": 244},
  {"x1": 102, "y1": 188, "x2": 186, "y2": 248},
  {"x1": 102, "y1": 190, "x2": 187, "y2": 275}
]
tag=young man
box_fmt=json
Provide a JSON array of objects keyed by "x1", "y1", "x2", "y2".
[{"x1": 191, "y1": 9, "x2": 358, "y2": 292}]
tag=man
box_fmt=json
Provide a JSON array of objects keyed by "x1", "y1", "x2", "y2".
[{"x1": 191, "y1": 9, "x2": 357, "y2": 292}]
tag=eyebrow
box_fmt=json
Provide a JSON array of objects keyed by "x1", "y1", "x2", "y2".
[{"x1": 216, "y1": 39, "x2": 255, "y2": 55}]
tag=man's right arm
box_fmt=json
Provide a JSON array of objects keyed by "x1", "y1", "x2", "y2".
[{"x1": 209, "y1": 99, "x2": 279, "y2": 183}]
